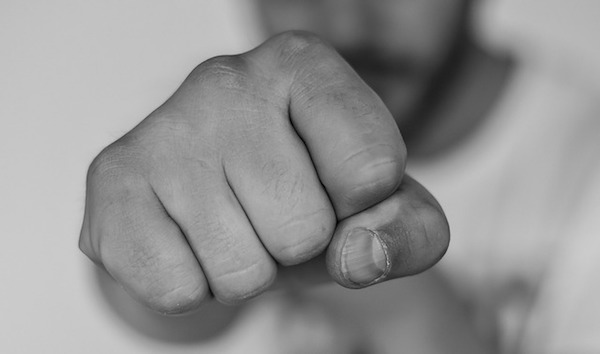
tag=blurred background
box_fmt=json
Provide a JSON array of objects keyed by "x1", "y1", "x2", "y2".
[{"x1": 1, "y1": 0, "x2": 600, "y2": 353}]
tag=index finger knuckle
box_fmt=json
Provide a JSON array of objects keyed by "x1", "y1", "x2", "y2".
[{"x1": 188, "y1": 55, "x2": 252, "y2": 91}]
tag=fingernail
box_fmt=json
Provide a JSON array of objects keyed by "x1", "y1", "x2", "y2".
[{"x1": 341, "y1": 228, "x2": 390, "y2": 286}]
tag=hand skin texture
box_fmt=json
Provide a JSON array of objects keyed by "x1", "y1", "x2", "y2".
[{"x1": 79, "y1": 31, "x2": 450, "y2": 315}]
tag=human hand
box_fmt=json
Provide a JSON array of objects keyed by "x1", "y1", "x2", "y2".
[{"x1": 79, "y1": 32, "x2": 449, "y2": 314}]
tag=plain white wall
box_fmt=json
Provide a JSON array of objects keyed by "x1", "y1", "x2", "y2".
[
  {"x1": 2, "y1": 0, "x2": 600, "y2": 353},
  {"x1": 0, "y1": 1, "x2": 263, "y2": 353}
]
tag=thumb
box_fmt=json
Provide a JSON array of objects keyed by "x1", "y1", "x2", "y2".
[{"x1": 326, "y1": 175, "x2": 450, "y2": 288}]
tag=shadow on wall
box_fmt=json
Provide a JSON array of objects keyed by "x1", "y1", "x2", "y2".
[{"x1": 93, "y1": 266, "x2": 243, "y2": 343}]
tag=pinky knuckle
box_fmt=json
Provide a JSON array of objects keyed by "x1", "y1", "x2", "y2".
[
  {"x1": 87, "y1": 140, "x2": 144, "y2": 189},
  {"x1": 126, "y1": 258, "x2": 207, "y2": 315},
  {"x1": 78, "y1": 234, "x2": 97, "y2": 261}
]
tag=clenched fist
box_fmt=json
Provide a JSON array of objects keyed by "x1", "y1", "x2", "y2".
[{"x1": 79, "y1": 32, "x2": 449, "y2": 314}]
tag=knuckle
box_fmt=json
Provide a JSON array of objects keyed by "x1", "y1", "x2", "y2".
[
  {"x1": 189, "y1": 55, "x2": 251, "y2": 90},
  {"x1": 212, "y1": 260, "x2": 276, "y2": 305},
  {"x1": 87, "y1": 140, "x2": 147, "y2": 193},
  {"x1": 273, "y1": 30, "x2": 330, "y2": 64},
  {"x1": 103, "y1": 248, "x2": 207, "y2": 314},
  {"x1": 78, "y1": 233, "x2": 98, "y2": 262},
  {"x1": 88, "y1": 142, "x2": 134, "y2": 184},
  {"x1": 84, "y1": 142, "x2": 149, "y2": 262}
]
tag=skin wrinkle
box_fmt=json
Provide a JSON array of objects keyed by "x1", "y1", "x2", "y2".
[
  {"x1": 275, "y1": 207, "x2": 332, "y2": 234},
  {"x1": 344, "y1": 160, "x2": 401, "y2": 195},
  {"x1": 102, "y1": 241, "x2": 157, "y2": 290},
  {"x1": 153, "y1": 172, "x2": 217, "y2": 229},
  {"x1": 106, "y1": 207, "x2": 172, "y2": 276},
  {"x1": 143, "y1": 260, "x2": 195, "y2": 292},
  {"x1": 339, "y1": 159, "x2": 402, "y2": 213},
  {"x1": 87, "y1": 148, "x2": 142, "y2": 192},
  {"x1": 178, "y1": 155, "x2": 215, "y2": 174},
  {"x1": 184, "y1": 61, "x2": 278, "y2": 132},
  {"x1": 212, "y1": 94, "x2": 272, "y2": 123},
  {"x1": 186, "y1": 209, "x2": 237, "y2": 256},
  {"x1": 260, "y1": 157, "x2": 305, "y2": 206},
  {"x1": 219, "y1": 109, "x2": 277, "y2": 153},
  {"x1": 336, "y1": 142, "x2": 400, "y2": 171},
  {"x1": 347, "y1": 96, "x2": 385, "y2": 125},
  {"x1": 138, "y1": 257, "x2": 206, "y2": 313},
  {"x1": 124, "y1": 240, "x2": 161, "y2": 276},
  {"x1": 95, "y1": 187, "x2": 143, "y2": 241},
  {"x1": 147, "y1": 284, "x2": 203, "y2": 315},
  {"x1": 211, "y1": 260, "x2": 271, "y2": 283},
  {"x1": 290, "y1": 76, "x2": 354, "y2": 113},
  {"x1": 282, "y1": 42, "x2": 350, "y2": 103},
  {"x1": 210, "y1": 261, "x2": 276, "y2": 304},
  {"x1": 276, "y1": 231, "x2": 330, "y2": 266},
  {"x1": 322, "y1": 84, "x2": 367, "y2": 109}
]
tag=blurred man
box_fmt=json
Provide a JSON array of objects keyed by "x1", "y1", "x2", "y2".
[{"x1": 80, "y1": 1, "x2": 600, "y2": 353}]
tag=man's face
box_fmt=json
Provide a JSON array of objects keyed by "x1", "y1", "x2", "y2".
[{"x1": 256, "y1": 0, "x2": 469, "y2": 127}]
